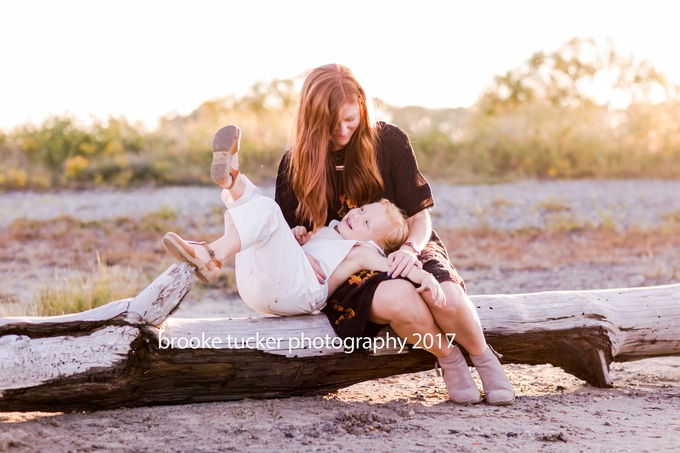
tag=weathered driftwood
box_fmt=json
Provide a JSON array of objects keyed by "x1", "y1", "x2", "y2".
[{"x1": 1, "y1": 263, "x2": 679, "y2": 412}]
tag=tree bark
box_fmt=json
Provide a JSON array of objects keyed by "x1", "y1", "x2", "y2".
[{"x1": 1, "y1": 263, "x2": 679, "y2": 412}]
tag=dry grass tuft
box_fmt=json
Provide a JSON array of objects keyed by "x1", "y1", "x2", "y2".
[
  {"x1": 2, "y1": 205, "x2": 678, "y2": 317},
  {"x1": 663, "y1": 209, "x2": 680, "y2": 226},
  {"x1": 439, "y1": 224, "x2": 680, "y2": 274},
  {"x1": 33, "y1": 255, "x2": 145, "y2": 316},
  {"x1": 535, "y1": 196, "x2": 571, "y2": 213},
  {"x1": 0, "y1": 208, "x2": 239, "y2": 316},
  {"x1": 1, "y1": 210, "x2": 183, "y2": 275}
]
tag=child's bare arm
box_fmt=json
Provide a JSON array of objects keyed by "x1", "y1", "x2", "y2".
[{"x1": 337, "y1": 246, "x2": 446, "y2": 306}]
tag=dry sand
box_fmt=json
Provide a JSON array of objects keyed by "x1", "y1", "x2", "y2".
[{"x1": 1, "y1": 354, "x2": 678, "y2": 452}]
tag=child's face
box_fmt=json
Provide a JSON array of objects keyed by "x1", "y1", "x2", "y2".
[{"x1": 336, "y1": 203, "x2": 392, "y2": 244}]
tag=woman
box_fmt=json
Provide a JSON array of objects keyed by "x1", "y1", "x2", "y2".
[
  {"x1": 275, "y1": 64, "x2": 514, "y2": 405},
  {"x1": 162, "y1": 124, "x2": 445, "y2": 315}
]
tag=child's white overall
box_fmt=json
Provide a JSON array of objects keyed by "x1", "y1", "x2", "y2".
[{"x1": 223, "y1": 177, "x2": 359, "y2": 316}]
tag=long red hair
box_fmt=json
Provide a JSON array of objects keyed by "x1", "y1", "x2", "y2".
[{"x1": 288, "y1": 64, "x2": 384, "y2": 231}]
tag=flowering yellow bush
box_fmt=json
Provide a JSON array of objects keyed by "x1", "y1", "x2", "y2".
[
  {"x1": 64, "y1": 155, "x2": 89, "y2": 178},
  {"x1": 5, "y1": 168, "x2": 28, "y2": 188}
]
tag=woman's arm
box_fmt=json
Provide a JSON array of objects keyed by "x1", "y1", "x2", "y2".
[
  {"x1": 387, "y1": 209, "x2": 432, "y2": 277},
  {"x1": 373, "y1": 124, "x2": 434, "y2": 277}
]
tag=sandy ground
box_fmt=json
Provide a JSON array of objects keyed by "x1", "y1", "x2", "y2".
[
  {"x1": 5, "y1": 280, "x2": 680, "y2": 452},
  {"x1": 1, "y1": 180, "x2": 680, "y2": 452},
  {"x1": 1, "y1": 355, "x2": 678, "y2": 452}
]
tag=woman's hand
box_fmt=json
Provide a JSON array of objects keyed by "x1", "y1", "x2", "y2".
[
  {"x1": 387, "y1": 248, "x2": 422, "y2": 278},
  {"x1": 305, "y1": 253, "x2": 326, "y2": 284},
  {"x1": 417, "y1": 273, "x2": 446, "y2": 307},
  {"x1": 292, "y1": 226, "x2": 313, "y2": 245}
]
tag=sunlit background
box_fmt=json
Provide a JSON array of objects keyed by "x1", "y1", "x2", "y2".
[
  {"x1": 2, "y1": 0, "x2": 680, "y2": 327},
  {"x1": 2, "y1": 0, "x2": 679, "y2": 130},
  {"x1": 1, "y1": 0, "x2": 680, "y2": 190}
]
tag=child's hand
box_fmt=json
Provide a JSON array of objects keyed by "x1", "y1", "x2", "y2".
[
  {"x1": 292, "y1": 226, "x2": 313, "y2": 245},
  {"x1": 417, "y1": 273, "x2": 446, "y2": 307},
  {"x1": 305, "y1": 253, "x2": 326, "y2": 284}
]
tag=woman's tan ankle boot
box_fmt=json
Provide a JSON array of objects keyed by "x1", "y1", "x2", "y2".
[
  {"x1": 470, "y1": 346, "x2": 515, "y2": 405},
  {"x1": 437, "y1": 347, "x2": 482, "y2": 404}
]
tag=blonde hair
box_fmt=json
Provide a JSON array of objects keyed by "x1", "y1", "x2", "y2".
[
  {"x1": 375, "y1": 199, "x2": 410, "y2": 255},
  {"x1": 288, "y1": 64, "x2": 384, "y2": 231}
]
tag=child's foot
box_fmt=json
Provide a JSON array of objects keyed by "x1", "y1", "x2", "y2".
[
  {"x1": 212, "y1": 125, "x2": 241, "y2": 190},
  {"x1": 162, "y1": 232, "x2": 222, "y2": 283}
]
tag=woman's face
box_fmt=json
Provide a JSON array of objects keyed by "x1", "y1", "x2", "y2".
[{"x1": 331, "y1": 103, "x2": 360, "y2": 151}]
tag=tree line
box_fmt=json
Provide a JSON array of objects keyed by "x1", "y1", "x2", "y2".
[{"x1": 1, "y1": 37, "x2": 679, "y2": 190}]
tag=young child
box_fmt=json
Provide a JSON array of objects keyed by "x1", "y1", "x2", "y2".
[{"x1": 163, "y1": 125, "x2": 445, "y2": 316}]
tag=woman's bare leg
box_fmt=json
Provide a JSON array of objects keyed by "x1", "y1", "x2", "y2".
[
  {"x1": 419, "y1": 281, "x2": 487, "y2": 355},
  {"x1": 369, "y1": 279, "x2": 482, "y2": 404},
  {"x1": 368, "y1": 279, "x2": 453, "y2": 357},
  {"x1": 369, "y1": 279, "x2": 487, "y2": 355},
  {"x1": 418, "y1": 280, "x2": 515, "y2": 404}
]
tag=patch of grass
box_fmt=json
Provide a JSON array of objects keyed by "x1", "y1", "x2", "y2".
[
  {"x1": 438, "y1": 222, "x2": 680, "y2": 273},
  {"x1": 0, "y1": 207, "x2": 235, "y2": 313},
  {"x1": 641, "y1": 256, "x2": 678, "y2": 280},
  {"x1": 139, "y1": 206, "x2": 179, "y2": 233},
  {"x1": 0, "y1": 292, "x2": 21, "y2": 317},
  {"x1": 32, "y1": 255, "x2": 146, "y2": 316},
  {"x1": 663, "y1": 209, "x2": 680, "y2": 225},
  {"x1": 488, "y1": 197, "x2": 515, "y2": 220},
  {"x1": 591, "y1": 199, "x2": 628, "y2": 231},
  {"x1": 535, "y1": 197, "x2": 571, "y2": 213},
  {"x1": 492, "y1": 197, "x2": 514, "y2": 209},
  {"x1": 211, "y1": 265, "x2": 238, "y2": 293},
  {"x1": 0, "y1": 212, "x2": 178, "y2": 314},
  {"x1": 596, "y1": 212, "x2": 618, "y2": 231},
  {"x1": 544, "y1": 212, "x2": 587, "y2": 233},
  {"x1": 0, "y1": 293, "x2": 19, "y2": 304},
  {"x1": 211, "y1": 204, "x2": 225, "y2": 218}
]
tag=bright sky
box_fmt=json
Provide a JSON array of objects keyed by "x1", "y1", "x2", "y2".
[{"x1": 2, "y1": 0, "x2": 679, "y2": 131}]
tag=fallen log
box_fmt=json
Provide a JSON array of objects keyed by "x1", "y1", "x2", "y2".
[{"x1": 1, "y1": 263, "x2": 679, "y2": 412}]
